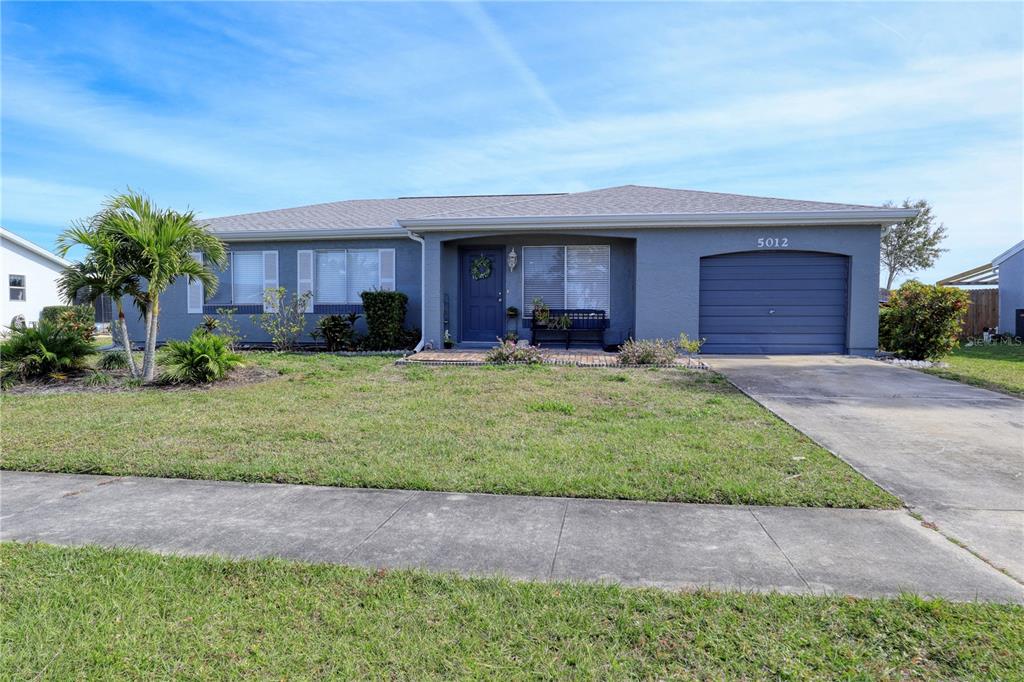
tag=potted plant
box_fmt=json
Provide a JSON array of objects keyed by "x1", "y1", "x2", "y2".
[
  {"x1": 443, "y1": 329, "x2": 454, "y2": 349},
  {"x1": 503, "y1": 330, "x2": 519, "y2": 343},
  {"x1": 506, "y1": 306, "x2": 519, "y2": 319},
  {"x1": 531, "y1": 298, "x2": 550, "y2": 327},
  {"x1": 551, "y1": 314, "x2": 572, "y2": 331}
]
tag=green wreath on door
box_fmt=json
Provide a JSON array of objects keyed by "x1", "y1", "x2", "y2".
[{"x1": 471, "y1": 255, "x2": 492, "y2": 280}]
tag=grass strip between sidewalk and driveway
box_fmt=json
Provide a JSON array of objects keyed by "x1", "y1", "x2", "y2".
[
  {"x1": 1, "y1": 353, "x2": 898, "y2": 508},
  {"x1": 924, "y1": 343, "x2": 1024, "y2": 397},
  {"x1": 3, "y1": 542, "x2": 1022, "y2": 680}
]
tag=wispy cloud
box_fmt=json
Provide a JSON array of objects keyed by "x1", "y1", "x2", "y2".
[
  {"x1": 453, "y1": 2, "x2": 566, "y2": 122},
  {"x1": 1, "y1": 1, "x2": 1020, "y2": 283}
]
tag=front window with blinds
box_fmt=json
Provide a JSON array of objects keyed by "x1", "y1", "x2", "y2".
[
  {"x1": 523, "y1": 245, "x2": 610, "y2": 315},
  {"x1": 315, "y1": 249, "x2": 389, "y2": 304},
  {"x1": 231, "y1": 252, "x2": 264, "y2": 304}
]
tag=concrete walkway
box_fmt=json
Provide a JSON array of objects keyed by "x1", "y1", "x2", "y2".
[
  {"x1": 2, "y1": 471, "x2": 1022, "y2": 603},
  {"x1": 708, "y1": 355, "x2": 1024, "y2": 581}
]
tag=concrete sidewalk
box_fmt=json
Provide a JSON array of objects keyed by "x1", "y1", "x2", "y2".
[
  {"x1": 2, "y1": 471, "x2": 1022, "y2": 603},
  {"x1": 707, "y1": 355, "x2": 1024, "y2": 581}
]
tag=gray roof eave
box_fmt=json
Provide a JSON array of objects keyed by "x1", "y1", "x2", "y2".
[
  {"x1": 992, "y1": 239, "x2": 1024, "y2": 267},
  {"x1": 398, "y1": 208, "x2": 919, "y2": 232}
]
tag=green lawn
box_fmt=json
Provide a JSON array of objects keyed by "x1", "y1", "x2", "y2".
[
  {"x1": 0, "y1": 353, "x2": 897, "y2": 508},
  {"x1": 3, "y1": 543, "x2": 1021, "y2": 681},
  {"x1": 924, "y1": 344, "x2": 1024, "y2": 397}
]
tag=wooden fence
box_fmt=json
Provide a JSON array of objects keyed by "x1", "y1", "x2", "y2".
[{"x1": 961, "y1": 289, "x2": 999, "y2": 338}]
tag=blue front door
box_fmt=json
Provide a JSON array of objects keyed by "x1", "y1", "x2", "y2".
[{"x1": 460, "y1": 248, "x2": 504, "y2": 342}]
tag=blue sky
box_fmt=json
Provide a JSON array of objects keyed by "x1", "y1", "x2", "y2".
[{"x1": 2, "y1": 1, "x2": 1021, "y2": 284}]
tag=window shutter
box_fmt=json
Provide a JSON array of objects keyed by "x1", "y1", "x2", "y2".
[
  {"x1": 187, "y1": 251, "x2": 204, "y2": 313},
  {"x1": 566, "y1": 245, "x2": 610, "y2": 314},
  {"x1": 297, "y1": 250, "x2": 314, "y2": 313},
  {"x1": 378, "y1": 249, "x2": 396, "y2": 291},
  {"x1": 262, "y1": 250, "x2": 279, "y2": 312},
  {"x1": 522, "y1": 246, "x2": 565, "y2": 315}
]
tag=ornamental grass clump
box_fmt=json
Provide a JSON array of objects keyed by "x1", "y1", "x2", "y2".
[
  {"x1": 485, "y1": 340, "x2": 543, "y2": 364},
  {"x1": 618, "y1": 338, "x2": 678, "y2": 366},
  {"x1": 159, "y1": 331, "x2": 243, "y2": 384}
]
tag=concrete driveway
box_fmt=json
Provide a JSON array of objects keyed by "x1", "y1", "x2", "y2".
[{"x1": 707, "y1": 355, "x2": 1024, "y2": 581}]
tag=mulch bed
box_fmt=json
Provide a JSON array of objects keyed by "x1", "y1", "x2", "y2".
[{"x1": 2, "y1": 365, "x2": 279, "y2": 396}]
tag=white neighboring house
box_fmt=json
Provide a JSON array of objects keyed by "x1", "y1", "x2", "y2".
[{"x1": 0, "y1": 227, "x2": 70, "y2": 328}]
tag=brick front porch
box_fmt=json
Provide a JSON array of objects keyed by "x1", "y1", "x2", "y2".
[{"x1": 400, "y1": 348, "x2": 622, "y2": 367}]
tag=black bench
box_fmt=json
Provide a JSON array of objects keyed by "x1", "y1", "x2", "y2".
[{"x1": 530, "y1": 308, "x2": 609, "y2": 349}]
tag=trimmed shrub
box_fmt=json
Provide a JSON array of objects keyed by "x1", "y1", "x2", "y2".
[
  {"x1": 40, "y1": 305, "x2": 95, "y2": 343},
  {"x1": 361, "y1": 291, "x2": 409, "y2": 350},
  {"x1": 312, "y1": 313, "x2": 360, "y2": 351},
  {"x1": 0, "y1": 322, "x2": 96, "y2": 388},
  {"x1": 485, "y1": 340, "x2": 543, "y2": 364},
  {"x1": 618, "y1": 338, "x2": 678, "y2": 366},
  {"x1": 879, "y1": 281, "x2": 970, "y2": 360},
  {"x1": 159, "y1": 331, "x2": 243, "y2": 384}
]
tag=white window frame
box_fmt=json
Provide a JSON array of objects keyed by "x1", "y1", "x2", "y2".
[
  {"x1": 521, "y1": 245, "x2": 611, "y2": 317},
  {"x1": 312, "y1": 248, "x2": 395, "y2": 305},
  {"x1": 8, "y1": 274, "x2": 26, "y2": 301}
]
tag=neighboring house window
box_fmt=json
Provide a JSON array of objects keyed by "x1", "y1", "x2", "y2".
[
  {"x1": 314, "y1": 249, "x2": 394, "y2": 304},
  {"x1": 8, "y1": 274, "x2": 26, "y2": 301},
  {"x1": 523, "y1": 246, "x2": 610, "y2": 315},
  {"x1": 232, "y1": 252, "x2": 265, "y2": 304}
]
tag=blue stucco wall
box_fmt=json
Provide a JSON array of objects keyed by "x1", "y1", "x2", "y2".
[
  {"x1": 422, "y1": 224, "x2": 882, "y2": 355},
  {"x1": 126, "y1": 224, "x2": 883, "y2": 355},
  {"x1": 123, "y1": 237, "x2": 420, "y2": 344},
  {"x1": 998, "y1": 249, "x2": 1023, "y2": 334},
  {"x1": 437, "y1": 234, "x2": 635, "y2": 345}
]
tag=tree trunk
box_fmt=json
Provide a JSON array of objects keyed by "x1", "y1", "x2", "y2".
[
  {"x1": 115, "y1": 303, "x2": 140, "y2": 378},
  {"x1": 142, "y1": 296, "x2": 160, "y2": 382},
  {"x1": 885, "y1": 269, "x2": 896, "y2": 292}
]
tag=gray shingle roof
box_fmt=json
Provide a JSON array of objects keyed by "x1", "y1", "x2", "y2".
[
  {"x1": 203, "y1": 194, "x2": 560, "y2": 233},
  {"x1": 202, "y1": 185, "x2": 883, "y2": 234}
]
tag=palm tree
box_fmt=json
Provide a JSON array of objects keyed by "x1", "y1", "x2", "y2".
[
  {"x1": 57, "y1": 217, "x2": 144, "y2": 377},
  {"x1": 60, "y1": 191, "x2": 227, "y2": 382}
]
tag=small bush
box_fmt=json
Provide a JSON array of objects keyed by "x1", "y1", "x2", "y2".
[
  {"x1": 485, "y1": 340, "x2": 543, "y2": 364},
  {"x1": 0, "y1": 322, "x2": 96, "y2": 388},
  {"x1": 618, "y1": 338, "x2": 678, "y2": 366},
  {"x1": 97, "y1": 350, "x2": 130, "y2": 370},
  {"x1": 207, "y1": 307, "x2": 242, "y2": 350},
  {"x1": 312, "y1": 313, "x2": 360, "y2": 351},
  {"x1": 40, "y1": 305, "x2": 93, "y2": 327},
  {"x1": 40, "y1": 305, "x2": 95, "y2": 343},
  {"x1": 198, "y1": 316, "x2": 220, "y2": 334},
  {"x1": 361, "y1": 291, "x2": 409, "y2": 350},
  {"x1": 879, "y1": 281, "x2": 970, "y2": 360},
  {"x1": 250, "y1": 288, "x2": 311, "y2": 351},
  {"x1": 159, "y1": 331, "x2": 244, "y2": 384}
]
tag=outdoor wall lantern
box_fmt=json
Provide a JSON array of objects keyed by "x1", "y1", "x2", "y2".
[{"x1": 507, "y1": 247, "x2": 518, "y2": 272}]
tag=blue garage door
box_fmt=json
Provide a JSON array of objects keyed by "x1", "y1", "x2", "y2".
[{"x1": 699, "y1": 251, "x2": 849, "y2": 354}]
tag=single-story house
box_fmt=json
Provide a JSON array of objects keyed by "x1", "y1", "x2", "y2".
[
  {"x1": 993, "y1": 240, "x2": 1023, "y2": 336},
  {"x1": 1, "y1": 227, "x2": 70, "y2": 328},
  {"x1": 126, "y1": 185, "x2": 916, "y2": 355}
]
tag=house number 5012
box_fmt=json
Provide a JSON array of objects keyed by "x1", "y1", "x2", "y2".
[{"x1": 757, "y1": 237, "x2": 789, "y2": 248}]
